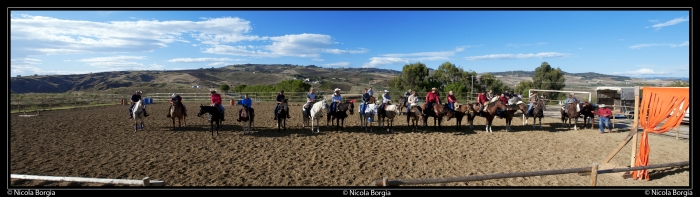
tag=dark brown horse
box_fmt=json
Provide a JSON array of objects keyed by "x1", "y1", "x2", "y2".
[
  {"x1": 561, "y1": 101, "x2": 580, "y2": 130},
  {"x1": 481, "y1": 100, "x2": 508, "y2": 133},
  {"x1": 580, "y1": 102, "x2": 597, "y2": 130},
  {"x1": 397, "y1": 96, "x2": 408, "y2": 116},
  {"x1": 446, "y1": 102, "x2": 475, "y2": 131},
  {"x1": 521, "y1": 99, "x2": 546, "y2": 129},
  {"x1": 407, "y1": 105, "x2": 423, "y2": 131},
  {"x1": 502, "y1": 103, "x2": 522, "y2": 132},
  {"x1": 326, "y1": 101, "x2": 354, "y2": 132},
  {"x1": 276, "y1": 98, "x2": 289, "y2": 132},
  {"x1": 421, "y1": 103, "x2": 455, "y2": 130}
]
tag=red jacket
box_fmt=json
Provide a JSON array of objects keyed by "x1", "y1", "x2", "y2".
[
  {"x1": 596, "y1": 107, "x2": 612, "y2": 118},
  {"x1": 500, "y1": 96, "x2": 508, "y2": 104},
  {"x1": 211, "y1": 93, "x2": 222, "y2": 105},
  {"x1": 478, "y1": 93, "x2": 488, "y2": 104},
  {"x1": 447, "y1": 95, "x2": 457, "y2": 103},
  {"x1": 426, "y1": 92, "x2": 439, "y2": 103}
]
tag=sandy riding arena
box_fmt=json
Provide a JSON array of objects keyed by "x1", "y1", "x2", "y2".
[{"x1": 10, "y1": 102, "x2": 689, "y2": 186}]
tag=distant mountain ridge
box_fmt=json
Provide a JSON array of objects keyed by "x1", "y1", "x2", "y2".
[{"x1": 10, "y1": 64, "x2": 683, "y2": 94}]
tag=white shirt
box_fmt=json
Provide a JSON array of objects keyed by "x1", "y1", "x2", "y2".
[{"x1": 408, "y1": 95, "x2": 418, "y2": 105}]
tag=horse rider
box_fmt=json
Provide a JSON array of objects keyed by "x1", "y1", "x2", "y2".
[
  {"x1": 496, "y1": 93, "x2": 509, "y2": 119},
  {"x1": 504, "y1": 90, "x2": 512, "y2": 99},
  {"x1": 331, "y1": 88, "x2": 342, "y2": 112},
  {"x1": 527, "y1": 92, "x2": 538, "y2": 116},
  {"x1": 128, "y1": 90, "x2": 149, "y2": 119},
  {"x1": 304, "y1": 88, "x2": 317, "y2": 115},
  {"x1": 508, "y1": 94, "x2": 522, "y2": 105},
  {"x1": 486, "y1": 89, "x2": 494, "y2": 101},
  {"x1": 236, "y1": 93, "x2": 252, "y2": 122},
  {"x1": 166, "y1": 93, "x2": 186, "y2": 118},
  {"x1": 447, "y1": 90, "x2": 457, "y2": 110},
  {"x1": 368, "y1": 87, "x2": 374, "y2": 97},
  {"x1": 423, "y1": 87, "x2": 440, "y2": 116},
  {"x1": 563, "y1": 93, "x2": 581, "y2": 112},
  {"x1": 407, "y1": 90, "x2": 421, "y2": 114},
  {"x1": 477, "y1": 90, "x2": 488, "y2": 116},
  {"x1": 273, "y1": 90, "x2": 290, "y2": 120},
  {"x1": 595, "y1": 104, "x2": 613, "y2": 133},
  {"x1": 379, "y1": 90, "x2": 391, "y2": 110},
  {"x1": 361, "y1": 88, "x2": 371, "y2": 114},
  {"x1": 209, "y1": 89, "x2": 224, "y2": 121},
  {"x1": 404, "y1": 89, "x2": 412, "y2": 99}
]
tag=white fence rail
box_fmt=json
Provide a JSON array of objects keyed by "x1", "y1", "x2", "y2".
[{"x1": 11, "y1": 174, "x2": 165, "y2": 186}]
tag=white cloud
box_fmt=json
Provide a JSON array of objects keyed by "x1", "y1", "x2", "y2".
[
  {"x1": 312, "y1": 58, "x2": 324, "y2": 61},
  {"x1": 629, "y1": 41, "x2": 689, "y2": 49},
  {"x1": 76, "y1": 55, "x2": 147, "y2": 68},
  {"x1": 324, "y1": 62, "x2": 351, "y2": 68},
  {"x1": 10, "y1": 15, "x2": 256, "y2": 56},
  {"x1": 203, "y1": 33, "x2": 367, "y2": 60},
  {"x1": 167, "y1": 58, "x2": 234, "y2": 63},
  {"x1": 614, "y1": 68, "x2": 670, "y2": 76},
  {"x1": 647, "y1": 16, "x2": 689, "y2": 30},
  {"x1": 361, "y1": 48, "x2": 464, "y2": 68},
  {"x1": 465, "y1": 52, "x2": 570, "y2": 60},
  {"x1": 208, "y1": 62, "x2": 227, "y2": 66}
]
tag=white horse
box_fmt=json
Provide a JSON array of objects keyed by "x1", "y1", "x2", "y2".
[
  {"x1": 379, "y1": 104, "x2": 399, "y2": 132},
  {"x1": 361, "y1": 103, "x2": 378, "y2": 132},
  {"x1": 302, "y1": 99, "x2": 327, "y2": 133},
  {"x1": 132, "y1": 99, "x2": 145, "y2": 131}
]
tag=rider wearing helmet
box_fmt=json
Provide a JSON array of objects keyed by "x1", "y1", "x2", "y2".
[
  {"x1": 128, "y1": 90, "x2": 149, "y2": 118},
  {"x1": 166, "y1": 93, "x2": 186, "y2": 118}
]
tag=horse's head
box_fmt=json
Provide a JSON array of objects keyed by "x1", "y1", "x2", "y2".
[
  {"x1": 348, "y1": 102, "x2": 355, "y2": 115},
  {"x1": 197, "y1": 104, "x2": 207, "y2": 117},
  {"x1": 369, "y1": 96, "x2": 376, "y2": 103}
]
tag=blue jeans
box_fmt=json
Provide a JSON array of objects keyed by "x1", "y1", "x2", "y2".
[
  {"x1": 448, "y1": 103, "x2": 454, "y2": 110},
  {"x1": 214, "y1": 104, "x2": 224, "y2": 113},
  {"x1": 599, "y1": 117, "x2": 611, "y2": 132},
  {"x1": 406, "y1": 103, "x2": 411, "y2": 114}
]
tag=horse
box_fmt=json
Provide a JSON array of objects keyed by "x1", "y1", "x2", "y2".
[
  {"x1": 421, "y1": 103, "x2": 455, "y2": 130},
  {"x1": 276, "y1": 98, "x2": 289, "y2": 132},
  {"x1": 197, "y1": 105, "x2": 223, "y2": 136},
  {"x1": 326, "y1": 101, "x2": 354, "y2": 132},
  {"x1": 302, "y1": 99, "x2": 327, "y2": 133},
  {"x1": 502, "y1": 103, "x2": 522, "y2": 132},
  {"x1": 170, "y1": 100, "x2": 187, "y2": 128},
  {"x1": 481, "y1": 100, "x2": 508, "y2": 133},
  {"x1": 239, "y1": 106, "x2": 255, "y2": 134},
  {"x1": 132, "y1": 99, "x2": 145, "y2": 131},
  {"x1": 561, "y1": 100, "x2": 580, "y2": 130},
  {"x1": 446, "y1": 102, "x2": 473, "y2": 131},
  {"x1": 361, "y1": 103, "x2": 378, "y2": 132},
  {"x1": 378, "y1": 102, "x2": 399, "y2": 132},
  {"x1": 407, "y1": 105, "x2": 423, "y2": 131},
  {"x1": 521, "y1": 99, "x2": 546, "y2": 130},
  {"x1": 397, "y1": 96, "x2": 408, "y2": 116},
  {"x1": 359, "y1": 96, "x2": 377, "y2": 130},
  {"x1": 580, "y1": 102, "x2": 597, "y2": 130}
]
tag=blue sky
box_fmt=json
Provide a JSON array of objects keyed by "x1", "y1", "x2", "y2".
[{"x1": 10, "y1": 10, "x2": 690, "y2": 78}]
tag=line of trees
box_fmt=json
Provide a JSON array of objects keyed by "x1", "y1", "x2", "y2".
[
  {"x1": 232, "y1": 79, "x2": 312, "y2": 93},
  {"x1": 388, "y1": 61, "x2": 567, "y2": 100}
]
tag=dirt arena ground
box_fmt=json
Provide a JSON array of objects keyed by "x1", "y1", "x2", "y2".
[{"x1": 10, "y1": 102, "x2": 690, "y2": 187}]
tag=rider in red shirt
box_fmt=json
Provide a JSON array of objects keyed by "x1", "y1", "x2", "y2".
[
  {"x1": 210, "y1": 89, "x2": 224, "y2": 121},
  {"x1": 477, "y1": 90, "x2": 488, "y2": 114},
  {"x1": 166, "y1": 93, "x2": 186, "y2": 117},
  {"x1": 447, "y1": 91, "x2": 457, "y2": 110},
  {"x1": 424, "y1": 87, "x2": 440, "y2": 115}
]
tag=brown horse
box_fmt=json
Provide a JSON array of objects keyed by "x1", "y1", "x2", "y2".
[
  {"x1": 481, "y1": 100, "x2": 508, "y2": 133},
  {"x1": 407, "y1": 105, "x2": 423, "y2": 131},
  {"x1": 502, "y1": 103, "x2": 522, "y2": 132},
  {"x1": 421, "y1": 103, "x2": 455, "y2": 130},
  {"x1": 520, "y1": 100, "x2": 546, "y2": 129},
  {"x1": 580, "y1": 102, "x2": 597, "y2": 130},
  {"x1": 397, "y1": 96, "x2": 408, "y2": 116},
  {"x1": 446, "y1": 102, "x2": 475, "y2": 131},
  {"x1": 170, "y1": 100, "x2": 186, "y2": 128},
  {"x1": 239, "y1": 107, "x2": 255, "y2": 134},
  {"x1": 561, "y1": 101, "x2": 580, "y2": 130}
]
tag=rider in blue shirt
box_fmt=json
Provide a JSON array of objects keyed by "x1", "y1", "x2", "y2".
[
  {"x1": 564, "y1": 93, "x2": 580, "y2": 112},
  {"x1": 331, "y1": 88, "x2": 342, "y2": 112},
  {"x1": 236, "y1": 94, "x2": 252, "y2": 122},
  {"x1": 361, "y1": 88, "x2": 371, "y2": 113}
]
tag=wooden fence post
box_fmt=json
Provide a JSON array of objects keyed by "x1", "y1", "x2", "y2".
[
  {"x1": 590, "y1": 163, "x2": 599, "y2": 186},
  {"x1": 143, "y1": 177, "x2": 150, "y2": 186}
]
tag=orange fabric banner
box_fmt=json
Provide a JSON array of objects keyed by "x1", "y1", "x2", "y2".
[{"x1": 632, "y1": 87, "x2": 689, "y2": 180}]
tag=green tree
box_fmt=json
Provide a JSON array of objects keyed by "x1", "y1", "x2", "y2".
[
  {"x1": 234, "y1": 84, "x2": 247, "y2": 92},
  {"x1": 318, "y1": 82, "x2": 334, "y2": 91},
  {"x1": 389, "y1": 62, "x2": 431, "y2": 92},
  {"x1": 431, "y1": 62, "x2": 464, "y2": 88},
  {"x1": 514, "y1": 80, "x2": 533, "y2": 97},
  {"x1": 667, "y1": 81, "x2": 689, "y2": 87},
  {"x1": 444, "y1": 82, "x2": 468, "y2": 101},
  {"x1": 275, "y1": 79, "x2": 311, "y2": 92},
  {"x1": 219, "y1": 84, "x2": 230, "y2": 94},
  {"x1": 532, "y1": 62, "x2": 566, "y2": 99}
]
